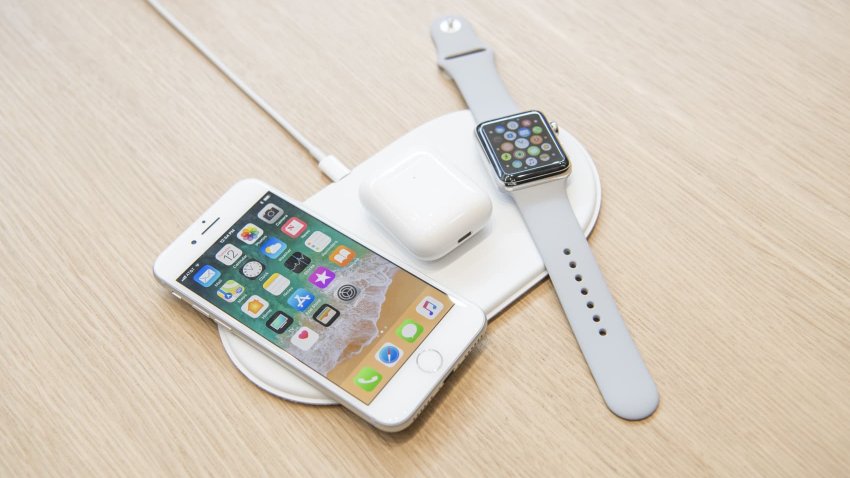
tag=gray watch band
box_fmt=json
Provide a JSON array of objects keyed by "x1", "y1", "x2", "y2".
[
  {"x1": 512, "y1": 180, "x2": 659, "y2": 420},
  {"x1": 431, "y1": 15, "x2": 658, "y2": 419},
  {"x1": 431, "y1": 17, "x2": 517, "y2": 122}
]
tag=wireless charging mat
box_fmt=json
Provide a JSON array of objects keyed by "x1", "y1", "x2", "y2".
[{"x1": 218, "y1": 110, "x2": 602, "y2": 405}]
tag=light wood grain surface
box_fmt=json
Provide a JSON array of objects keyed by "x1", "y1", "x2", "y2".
[{"x1": 2, "y1": 0, "x2": 849, "y2": 475}]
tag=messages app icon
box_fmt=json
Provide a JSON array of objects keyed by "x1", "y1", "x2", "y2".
[
  {"x1": 395, "y1": 319, "x2": 423, "y2": 343},
  {"x1": 354, "y1": 367, "x2": 382, "y2": 392}
]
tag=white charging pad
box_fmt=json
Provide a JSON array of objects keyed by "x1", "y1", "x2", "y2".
[{"x1": 218, "y1": 110, "x2": 601, "y2": 405}]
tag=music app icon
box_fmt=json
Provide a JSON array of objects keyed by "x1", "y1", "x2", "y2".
[{"x1": 415, "y1": 296, "x2": 444, "y2": 320}]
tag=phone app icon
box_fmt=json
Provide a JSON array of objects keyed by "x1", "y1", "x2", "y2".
[
  {"x1": 375, "y1": 343, "x2": 404, "y2": 367},
  {"x1": 262, "y1": 273, "x2": 291, "y2": 296},
  {"x1": 241, "y1": 295, "x2": 269, "y2": 319},
  {"x1": 237, "y1": 223, "x2": 264, "y2": 245},
  {"x1": 304, "y1": 231, "x2": 331, "y2": 252},
  {"x1": 240, "y1": 259, "x2": 265, "y2": 279},
  {"x1": 308, "y1": 266, "x2": 336, "y2": 289},
  {"x1": 396, "y1": 319, "x2": 423, "y2": 343},
  {"x1": 192, "y1": 265, "x2": 220, "y2": 288},
  {"x1": 259, "y1": 236, "x2": 287, "y2": 259},
  {"x1": 283, "y1": 252, "x2": 311, "y2": 273},
  {"x1": 354, "y1": 367, "x2": 382, "y2": 392},
  {"x1": 329, "y1": 245, "x2": 356, "y2": 267},
  {"x1": 416, "y1": 296, "x2": 444, "y2": 319},
  {"x1": 290, "y1": 326, "x2": 320, "y2": 351},
  {"x1": 266, "y1": 311, "x2": 294, "y2": 334},
  {"x1": 257, "y1": 203, "x2": 284, "y2": 224},
  {"x1": 217, "y1": 280, "x2": 245, "y2": 302},
  {"x1": 281, "y1": 217, "x2": 307, "y2": 238},
  {"x1": 214, "y1": 244, "x2": 242, "y2": 265},
  {"x1": 312, "y1": 304, "x2": 340, "y2": 327},
  {"x1": 287, "y1": 288, "x2": 315, "y2": 311}
]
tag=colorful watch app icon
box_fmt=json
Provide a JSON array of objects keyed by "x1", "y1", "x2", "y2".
[
  {"x1": 260, "y1": 236, "x2": 287, "y2": 259},
  {"x1": 396, "y1": 319, "x2": 423, "y2": 343},
  {"x1": 354, "y1": 367, "x2": 382, "y2": 392},
  {"x1": 193, "y1": 265, "x2": 220, "y2": 287}
]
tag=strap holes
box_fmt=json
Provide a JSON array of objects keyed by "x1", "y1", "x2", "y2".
[
  {"x1": 592, "y1": 314, "x2": 600, "y2": 322},
  {"x1": 575, "y1": 274, "x2": 582, "y2": 282},
  {"x1": 580, "y1": 288, "x2": 588, "y2": 295},
  {"x1": 586, "y1": 301, "x2": 594, "y2": 309},
  {"x1": 563, "y1": 248, "x2": 571, "y2": 255},
  {"x1": 569, "y1": 261, "x2": 576, "y2": 268},
  {"x1": 599, "y1": 328, "x2": 607, "y2": 336}
]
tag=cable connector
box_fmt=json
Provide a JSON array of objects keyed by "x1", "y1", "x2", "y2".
[
  {"x1": 318, "y1": 155, "x2": 350, "y2": 182},
  {"x1": 146, "y1": 0, "x2": 350, "y2": 182}
]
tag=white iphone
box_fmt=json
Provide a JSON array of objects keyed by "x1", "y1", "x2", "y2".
[{"x1": 154, "y1": 179, "x2": 486, "y2": 431}]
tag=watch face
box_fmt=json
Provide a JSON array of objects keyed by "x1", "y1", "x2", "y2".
[{"x1": 476, "y1": 111, "x2": 569, "y2": 187}]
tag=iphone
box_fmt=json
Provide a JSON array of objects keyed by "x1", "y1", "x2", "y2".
[{"x1": 154, "y1": 179, "x2": 486, "y2": 431}]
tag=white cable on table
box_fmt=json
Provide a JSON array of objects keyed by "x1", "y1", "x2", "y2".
[{"x1": 145, "y1": 0, "x2": 350, "y2": 182}]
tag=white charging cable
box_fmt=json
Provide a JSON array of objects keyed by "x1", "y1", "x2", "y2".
[{"x1": 145, "y1": 0, "x2": 350, "y2": 182}]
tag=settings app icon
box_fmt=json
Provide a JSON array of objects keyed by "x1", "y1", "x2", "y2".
[{"x1": 337, "y1": 284, "x2": 357, "y2": 301}]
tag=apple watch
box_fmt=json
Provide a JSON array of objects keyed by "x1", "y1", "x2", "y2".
[{"x1": 431, "y1": 16, "x2": 659, "y2": 420}]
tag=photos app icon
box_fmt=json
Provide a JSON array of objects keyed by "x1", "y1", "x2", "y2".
[{"x1": 237, "y1": 223, "x2": 263, "y2": 245}]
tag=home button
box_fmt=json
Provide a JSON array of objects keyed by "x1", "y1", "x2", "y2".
[{"x1": 416, "y1": 349, "x2": 443, "y2": 373}]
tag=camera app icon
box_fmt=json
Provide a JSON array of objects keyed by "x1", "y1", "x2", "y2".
[{"x1": 257, "y1": 203, "x2": 284, "y2": 224}]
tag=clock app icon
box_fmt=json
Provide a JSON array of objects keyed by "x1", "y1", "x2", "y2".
[{"x1": 240, "y1": 259, "x2": 265, "y2": 279}]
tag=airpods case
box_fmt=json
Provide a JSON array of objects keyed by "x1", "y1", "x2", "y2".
[{"x1": 359, "y1": 152, "x2": 492, "y2": 261}]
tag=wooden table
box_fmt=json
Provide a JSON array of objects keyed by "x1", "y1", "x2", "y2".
[{"x1": 2, "y1": 0, "x2": 848, "y2": 475}]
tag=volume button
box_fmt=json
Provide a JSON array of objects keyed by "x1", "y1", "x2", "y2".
[
  {"x1": 190, "y1": 304, "x2": 210, "y2": 318},
  {"x1": 171, "y1": 291, "x2": 182, "y2": 301}
]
